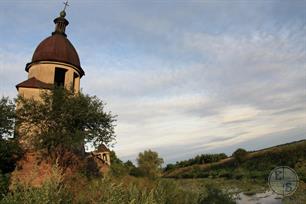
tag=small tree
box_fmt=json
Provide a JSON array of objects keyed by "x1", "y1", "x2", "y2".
[
  {"x1": 16, "y1": 88, "x2": 116, "y2": 161},
  {"x1": 137, "y1": 149, "x2": 164, "y2": 179},
  {"x1": 232, "y1": 148, "x2": 248, "y2": 164}
]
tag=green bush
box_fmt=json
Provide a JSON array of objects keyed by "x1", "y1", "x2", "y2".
[
  {"x1": 0, "y1": 172, "x2": 10, "y2": 199},
  {"x1": 218, "y1": 170, "x2": 232, "y2": 179},
  {"x1": 129, "y1": 167, "x2": 144, "y2": 177},
  {"x1": 232, "y1": 168, "x2": 246, "y2": 180},
  {"x1": 232, "y1": 148, "x2": 248, "y2": 164},
  {"x1": 295, "y1": 160, "x2": 306, "y2": 183},
  {"x1": 198, "y1": 184, "x2": 235, "y2": 204},
  {"x1": 0, "y1": 139, "x2": 22, "y2": 174},
  {"x1": 110, "y1": 162, "x2": 129, "y2": 177},
  {"x1": 109, "y1": 151, "x2": 129, "y2": 177}
]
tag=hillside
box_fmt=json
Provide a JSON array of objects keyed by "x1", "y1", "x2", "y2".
[{"x1": 163, "y1": 140, "x2": 306, "y2": 181}]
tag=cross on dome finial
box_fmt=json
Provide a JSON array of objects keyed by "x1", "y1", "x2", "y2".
[
  {"x1": 53, "y1": 1, "x2": 70, "y2": 37},
  {"x1": 59, "y1": 1, "x2": 69, "y2": 18},
  {"x1": 63, "y1": 1, "x2": 69, "y2": 12}
]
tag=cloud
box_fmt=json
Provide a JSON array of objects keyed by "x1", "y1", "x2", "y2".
[
  {"x1": 98, "y1": 25, "x2": 306, "y2": 162},
  {"x1": 0, "y1": 50, "x2": 30, "y2": 98}
]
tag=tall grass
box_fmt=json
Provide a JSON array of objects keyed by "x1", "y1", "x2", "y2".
[
  {"x1": 1, "y1": 164, "x2": 71, "y2": 204},
  {"x1": 73, "y1": 177, "x2": 200, "y2": 204},
  {"x1": 1, "y1": 166, "x2": 235, "y2": 204}
]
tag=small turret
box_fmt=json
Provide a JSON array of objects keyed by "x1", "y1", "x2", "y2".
[{"x1": 52, "y1": 10, "x2": 69, "y2": 37}]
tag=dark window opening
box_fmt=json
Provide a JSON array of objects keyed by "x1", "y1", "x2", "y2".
[{"x1": 54, "y1": 68, "x2": 67, "y2": 87}]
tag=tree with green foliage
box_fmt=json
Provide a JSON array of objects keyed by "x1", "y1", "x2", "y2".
[
  {"x1": 232, "y1": 148, "x2": 248, "y2": 164},
  {"x1": 0, "y1": 97, "x2": 22, "y2": 173},
  {"x1": 0, "y1": 97, "x2": 15, "y2": 139},
  {"x1": 164, "y1": 164, "x2": 175, "y2": 172},
  {"x1": 109, "y1": 151, "x2": 129, "y2": 176},
  {"x1": 0, "y1": 139, "x2": 22, "y2": 174},
  {"x1": 16, "y1": 88, "x2": 116, "y2": 157},
  {"x1": 110, "y1": 150, "x2": 123, "y2": 164},
  {"x1": 164, "y1": 153, "x2": 227, "y2": 172},
  {"x1": 0, "y1": 97, "x2": 22, "y2": 198},
  {"x1": 137, "y1": 149, "x2": 164, "y2": 179},
  {"x1": 124, "y1": 160, "x2": 136, "y2": 172}
]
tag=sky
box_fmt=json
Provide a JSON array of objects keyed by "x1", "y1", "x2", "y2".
[{"x1": 0, "y1": 0, "x2": 305, "y2": 164}]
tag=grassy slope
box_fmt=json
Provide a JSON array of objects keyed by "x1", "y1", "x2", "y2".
[{"x1": 163, "y1": 139, "x2": 306, "y2": 178}]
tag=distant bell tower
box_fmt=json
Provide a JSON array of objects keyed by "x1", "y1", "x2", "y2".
[{"x1": 16, "y1": 6, "x2": 85, "y2": 99}]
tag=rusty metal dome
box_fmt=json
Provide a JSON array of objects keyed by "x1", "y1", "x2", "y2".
[
  {"x1": 25, "y1": 11, "x2": 84, "y2": 77},
  {"x1": 32, "y1": 34, "x2": 81, "y2": 67}
]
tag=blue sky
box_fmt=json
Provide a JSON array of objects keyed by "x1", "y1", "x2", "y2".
[{"x1": 0, "y1": 0, "x2": 305, "y2": 164}]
